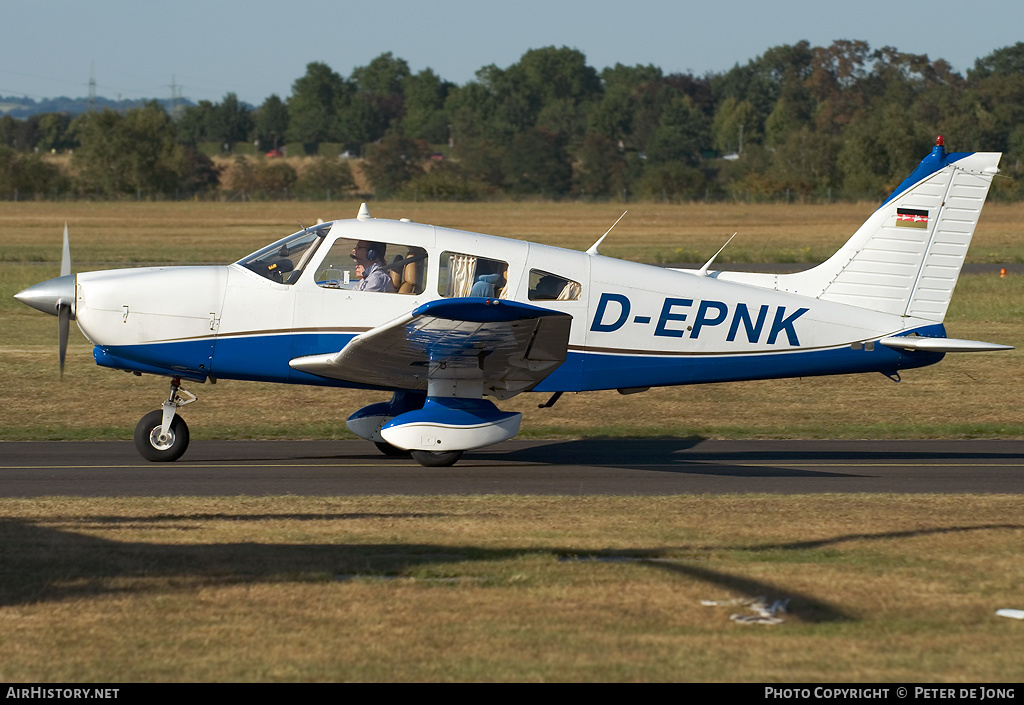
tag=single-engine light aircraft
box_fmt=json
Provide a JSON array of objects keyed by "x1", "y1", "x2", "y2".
[{"x1": 15, "y1": 137, "x2": 1013, "y2": 466}]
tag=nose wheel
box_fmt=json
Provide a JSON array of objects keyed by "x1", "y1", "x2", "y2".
[
  {"x1": 134, "y1": 410, "x2": 190, "y2": 461},
  {"x1": 133, "y1": 377, "x2": 195, "y2": 462}
]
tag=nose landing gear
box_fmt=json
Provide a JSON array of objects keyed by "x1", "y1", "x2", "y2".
[{"x1": 133, "y1": 377, "x2": 196, "y2": 462}]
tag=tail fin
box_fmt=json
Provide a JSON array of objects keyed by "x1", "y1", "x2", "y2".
[{"x1": 779, "y1": 138, "x2": 1001, "y2": 322}]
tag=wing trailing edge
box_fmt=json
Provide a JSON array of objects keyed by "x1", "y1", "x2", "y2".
[{"x1": 289, "y1": 297, "x2": 572, "y2": 397}]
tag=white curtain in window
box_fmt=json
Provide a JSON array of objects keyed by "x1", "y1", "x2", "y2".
[
  {"x1": 557, "y1": 281, "x2": 582, "y2": 300},
  {"x1": 448, "y1": 254, "x2": 477, "y2": 297}
]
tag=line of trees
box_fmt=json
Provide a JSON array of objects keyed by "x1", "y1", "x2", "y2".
[{"x1": 2, "y1": 41, "x2": 1023, "y2": 202}]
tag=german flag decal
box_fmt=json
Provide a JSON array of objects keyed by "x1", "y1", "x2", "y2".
[{"x1": 896, "y1": 208, "x2": 929, "y2": 228}]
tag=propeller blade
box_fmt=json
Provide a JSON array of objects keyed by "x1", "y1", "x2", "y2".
[
  {"x1": 58, "y1": 302, "x2": 70, "y2": 378},
  {"x1": 59, "y1": 224, "x2": 72, "y2": 377},
  {"x1": 61, "y1": 222, "x2": 71, "y2": 277}
]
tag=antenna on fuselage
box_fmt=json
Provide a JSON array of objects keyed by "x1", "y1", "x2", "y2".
[
  {"x1": 698, "y1": 232, "x2": 737, "y2": 277},
  {"x1": 586, "y1": 211, "x2": 627, "y2": 255},
  {"x1": 357, "y1": 203, "x2": 372, "y2": 221}
]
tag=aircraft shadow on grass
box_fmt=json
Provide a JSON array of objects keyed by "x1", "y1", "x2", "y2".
[{"x1": 2, "y1": 516, "x2": 1020, "y2": 621}]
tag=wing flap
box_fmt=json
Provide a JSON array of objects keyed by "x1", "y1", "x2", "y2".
[{"x1": 289, "y1": 298, "x2": 572, "y2": 396}]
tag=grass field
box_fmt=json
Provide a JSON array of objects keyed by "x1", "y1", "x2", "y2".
[
  {"x1": 3, "y1": 200, "x2": 1024, "y2": 265},
  {"x1": 1, "y1": 200, "x2": 1021, "y2": 682},
  {"x1": 0, "y1": 494, "x2": 1021, "y2": 682}
]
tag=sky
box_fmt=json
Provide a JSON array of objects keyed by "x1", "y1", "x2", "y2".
[{"x1": 2, "y1": 0, "x2": 1021, "y2": 106}]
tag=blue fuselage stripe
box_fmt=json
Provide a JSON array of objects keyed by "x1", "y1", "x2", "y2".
[
  {"x1": 94, "y1": 327, "x2": 945, "y2": 392},
  {"x1": 533, "y1": 345, "x2": 941, "y2": 391}
]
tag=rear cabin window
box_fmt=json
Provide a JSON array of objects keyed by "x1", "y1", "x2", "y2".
[
  {"x1": 528, "y1": 269, "x2": 581, "y2": 301},
  {"x1": 314, "y1": 238, "x2": 428, "y2": 294},
  {"x1": 438, "y1": 252, "x2": 509, "y2": 298}
]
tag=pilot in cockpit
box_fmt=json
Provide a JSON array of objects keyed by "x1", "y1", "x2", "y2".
[{"x1": 351, "y1": 240, "x2": 398, "y2": 293}]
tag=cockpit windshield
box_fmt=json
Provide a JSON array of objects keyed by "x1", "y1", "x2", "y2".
[{"x1": 237, "y1": 222, "x2": 332, "y2": 284}]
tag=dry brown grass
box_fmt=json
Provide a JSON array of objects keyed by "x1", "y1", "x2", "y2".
[
  {"x1": 0, "y1": 494, "x2": 1021, "y2": 682},
  {"x1": 3, "y1": 200, "x2": 1024, "y2": 264}
]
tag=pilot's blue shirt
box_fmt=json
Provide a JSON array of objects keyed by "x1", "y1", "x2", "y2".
[{"x1": 356, "y1": 262, "x2": 397, "y2": 293}]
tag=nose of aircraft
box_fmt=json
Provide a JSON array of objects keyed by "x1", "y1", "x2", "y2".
[{"x1": 14, "y1": 274, "x2": 76, "y2": 317}]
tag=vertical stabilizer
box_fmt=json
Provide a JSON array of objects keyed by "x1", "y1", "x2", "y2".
[{"x1": 776, "y1": 139, "x2": 1000, "y2": 322}]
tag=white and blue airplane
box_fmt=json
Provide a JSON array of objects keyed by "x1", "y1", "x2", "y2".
[{"x1": 15, "y1": 137, "x2": 1012, "y2": 466}]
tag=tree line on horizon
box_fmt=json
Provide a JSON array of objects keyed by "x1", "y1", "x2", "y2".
[{"x1": 2, "y1": 40, "x2": 1023, "y2": 202}]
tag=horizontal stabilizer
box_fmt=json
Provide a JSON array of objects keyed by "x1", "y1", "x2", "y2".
[{"x1": 878, "y1": 336, "x2": 1013, "y2": 353}]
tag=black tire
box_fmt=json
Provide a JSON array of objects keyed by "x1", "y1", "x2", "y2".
[
  {"x1": 374, "y1": 441, "x2": 410, "y2": 457},
  {"x1": 410, "y1": 449, "x2": 464, "y2": 467},
  {"x1": 133, "y1": 410, "x2": 190, "y2": 462}
]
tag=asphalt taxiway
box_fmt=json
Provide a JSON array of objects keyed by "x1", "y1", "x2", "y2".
[{"x1": 1, "y1": 439, "x2": 1023, "y2": 496}]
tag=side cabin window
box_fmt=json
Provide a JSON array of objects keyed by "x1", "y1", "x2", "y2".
[
  {"x1": 528, "y1": 269, "x2": 581, "y2": 301},
  {"x1": 314, "y1": 238, "x2": 428, "y2": 294},
  {"x1": 437, "y1": 251, "x2": 509, "y2": 298},
  {"x1": 237, "y1": 223, "x2": 331, "y2": 285}
]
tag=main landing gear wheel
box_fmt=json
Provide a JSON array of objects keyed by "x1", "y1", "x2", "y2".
[
  {"x1": 374, "y1": 441, "x2": 411, "y2": 457},
  {"x1": 410, "y1": 449, "x2": 464, "y2": 467},
  {"x1": 134, "y1": 409, "x2": 190, "y2": 462}
]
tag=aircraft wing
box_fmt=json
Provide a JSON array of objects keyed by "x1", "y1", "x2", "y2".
[{"x1": 289, "y1": 298, "x2": 572, "y2": 397}]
